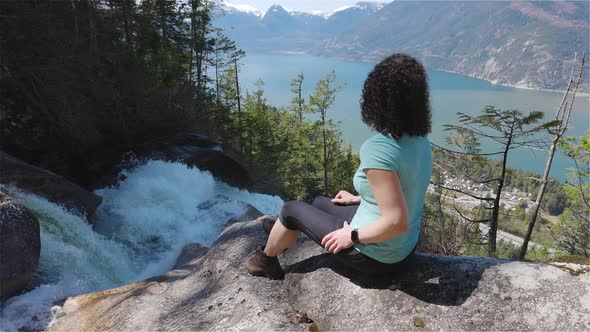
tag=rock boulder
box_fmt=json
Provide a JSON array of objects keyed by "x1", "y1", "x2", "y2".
[
  {"x1": 225, "y1": 203, "x2": 264, "y2": 227},
  {"x1": 0, "y1": 151, "x2": 102, "y2": 217},
  {"x1": 131, "y1": 133, "x2": 252, "y2": 189},
  {"x1": 50, "y1": 216, "x2": 590, "y2": 331},
  {"x1": 173, "y1": 243, "x2": 209, "y2": 269},
  {"x1": 0, "y1": 189, "x2": 40, "y2": 300}
]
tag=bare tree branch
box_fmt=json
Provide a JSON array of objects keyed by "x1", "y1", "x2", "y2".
[
  {"x1": 555, "y1": 53, "x2": 577, "y2": 121},
  {"x1": 570, "y1": 157, "x2": 590, "y2": 209},
  {"x1": 433, "y1": 160, "x2": 501, "y2": 185},
  {"x1": 519, "y1": 51, "x2": 587, "y2": 259},
  {"x1": 431, "y1": 182, "x2": 495, "y2": 201},
  {"x1": 430, "y1": 141, "x2": 504, "y2": 156},
  {"x1": 451, "y1": 199, "x2": 492, "y2": 223}
]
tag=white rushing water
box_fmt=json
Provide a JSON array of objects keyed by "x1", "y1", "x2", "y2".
[{"x1": 0, "y1": 160, "x2": 283, "y2": 331}]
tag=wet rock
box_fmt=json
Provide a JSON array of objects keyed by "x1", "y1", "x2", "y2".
[
  {"x1": 0, "y1": 189, "x2": 40, "y2": 300},
  {"x1": 173, "y1": 243, "x2": 209, "y2": 269},
  {"x1": 225, "y1": 203, "x2": 264, "y2": 227},
  {"x1": 50, "y1": 216, "x2": 590, "y2": 331},
  {"x1": 0, "y1": 151, "x2": 102, "y2": 217},
  {"x1": 196, "y1": 197, "x2": 264, "y2": 228},
  {"x1": 131, "y1": 133, "x2": 252, "y2": 189}
]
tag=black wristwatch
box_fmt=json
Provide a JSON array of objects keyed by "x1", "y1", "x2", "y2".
[{"x1": 351, "y1": 228, "x2": 361, "y2": 244}]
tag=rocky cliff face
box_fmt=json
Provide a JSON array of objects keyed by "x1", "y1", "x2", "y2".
[
  {"x1": 0, "y1": 151, "x2": 102, "y2": 217},
  {"x1": 50, "y1": 216, "x2": 590, "y2": 331},
  {"x1": 0, "y1": 189, "x2": 40, "y2": 299},
  {"x1": 319, "y1": 1, "x2": 589, "y2": 92},
  {"x1": 215, "y1": 1, "x2": 589, "y2": 92}
]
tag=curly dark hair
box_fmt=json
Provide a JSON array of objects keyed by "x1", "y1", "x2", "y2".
[{"x1": 361, "y1": 53, "x2": 431, "y2": 137}]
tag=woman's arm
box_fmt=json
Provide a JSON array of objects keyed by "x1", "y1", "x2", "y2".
[
  {"x1": 331, "y1": 190, "x2": 361, "y2": 205},
  {"x1": 321, "y1": 168, "x2": 409, "y2": 253},
  {"x1": 356, "y1": 168, "x2": 409, "y2": 243}
]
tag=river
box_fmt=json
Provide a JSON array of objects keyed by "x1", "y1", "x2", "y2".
[{"x1": 0, "y1": 161, "x2": 283, "y2": 331}]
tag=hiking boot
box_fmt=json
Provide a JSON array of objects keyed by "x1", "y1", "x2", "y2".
[
  {"x1": 262, "y1": 217, "x2": 276, "y2": 235},
  {"x1": 244, "y1": 248, "x2": 285, "y2": 280}
]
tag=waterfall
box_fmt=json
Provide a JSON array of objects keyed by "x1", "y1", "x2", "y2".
[{"x1": 0, "y1": 160, "x2": 283, "y2": 331}]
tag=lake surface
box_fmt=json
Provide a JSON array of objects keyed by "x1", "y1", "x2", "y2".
[{"x1": 239, "y1": 53, "x2": 590, "y2": 181}]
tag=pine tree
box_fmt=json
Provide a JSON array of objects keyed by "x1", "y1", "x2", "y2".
[
  {"x1": 552, "y1": 132, "x2": 590, "y2": 257},
  {"x1": 439, "y1": 107, "x2": 560, "y2": 256},
  {"x1": 289, "y1": 72, "x2": 305, "y2": 122},
  {"x1": 520, "y1": 51, "x2": 586, "y2": 259},
  {"x1": 308, "y1": 70, "x2": 343, "y2": 196}
]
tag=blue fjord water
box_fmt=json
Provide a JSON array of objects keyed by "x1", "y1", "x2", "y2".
[
  {"x1": 1, "y1": 53, "x2": 588, "y2": 332},
  {"x1": 239, "y1": 53, "x2": 590, "y2": 182}
]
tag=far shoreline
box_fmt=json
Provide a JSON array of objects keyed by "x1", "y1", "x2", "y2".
[
  {"x1": 437, "y1": 68, "x2": 590, "y2": 98},
  {"x1": 274, "y1": 50, "x2": 590, "y2": 98}
]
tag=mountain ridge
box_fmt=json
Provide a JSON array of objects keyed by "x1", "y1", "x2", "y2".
[
  {"x1": 214, "y1": 1, "x2": 589, "y2": 92},
  {"x1": 220, "y1": 1, "x2": 385, "y2": 19},
  {"x1": 214, "y1": 1, "x2": 385, "y2": 53},
  {"x1": 318, "y1": 1, "x2": 589, "y2": 92}
]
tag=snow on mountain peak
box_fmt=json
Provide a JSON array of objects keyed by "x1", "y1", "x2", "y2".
[
  {"x1": 333, "y1": 2, "x2": 386, "y2": 15},
  {"x1": 220, "y1": 1, "x2": 387, "y2": 20},
  {"x1": 333, "y1": 5, "x2": 356, "y2": 13},
  {"x1": 222, "y1": 1, "x2": 263, "y2": 16}
]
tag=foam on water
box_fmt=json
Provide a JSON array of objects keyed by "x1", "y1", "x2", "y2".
[{"x1": 0, "y1": 160, "x2": 283, "y2": 331}]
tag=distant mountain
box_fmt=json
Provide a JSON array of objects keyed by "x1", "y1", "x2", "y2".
[
  {"x1": 221, "y1": 2, "x2": 262, "y2": 16},
  {"x1": 214, "y1": 2, "x2": 385, "y2": 53},
  {"x1": 320, "y1": 1, "x2": 589, "y2": 92},
  {"x1": 326, "y1": 2, "x2": 387, "y2": 34},
  {"x1": 214, "y1": 1, "x2": 589, "y2": 91},
  {"x1": 260, "y1": 4, "x2": 325, "y2": 35}
]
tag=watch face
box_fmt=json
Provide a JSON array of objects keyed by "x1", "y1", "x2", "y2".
[{"x1": 351, "y1": 229, "x2": 359, "y2": 244}]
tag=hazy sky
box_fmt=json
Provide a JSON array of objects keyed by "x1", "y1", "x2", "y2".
[{"x1": 224, "y1": 0, "x2": 392, "y2": 13}]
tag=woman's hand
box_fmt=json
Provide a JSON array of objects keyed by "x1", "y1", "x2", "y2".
[
  {"x1": 321, "y1": 221, "x2": 354, "y2": 254},
  {"x1": 331, "y1": 190, "x2": 361, "y2": 205}
]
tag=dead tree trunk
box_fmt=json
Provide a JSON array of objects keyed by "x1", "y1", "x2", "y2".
[{"x1": 519, "y1": 51, "x2": 587, "y2": 259}]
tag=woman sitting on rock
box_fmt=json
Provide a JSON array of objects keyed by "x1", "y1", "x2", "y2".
[{"x1": 244, "y1": 53, "x2": 433, "y2": 279}]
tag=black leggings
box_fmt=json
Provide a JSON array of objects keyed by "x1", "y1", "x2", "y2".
[{"x1": 278, "y1": 196, "x2": 415, "y2": 275}]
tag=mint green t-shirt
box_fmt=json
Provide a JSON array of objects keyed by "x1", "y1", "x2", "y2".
[{"x1": 350, "y1": 133, "x2": 432, "y2": 263}]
